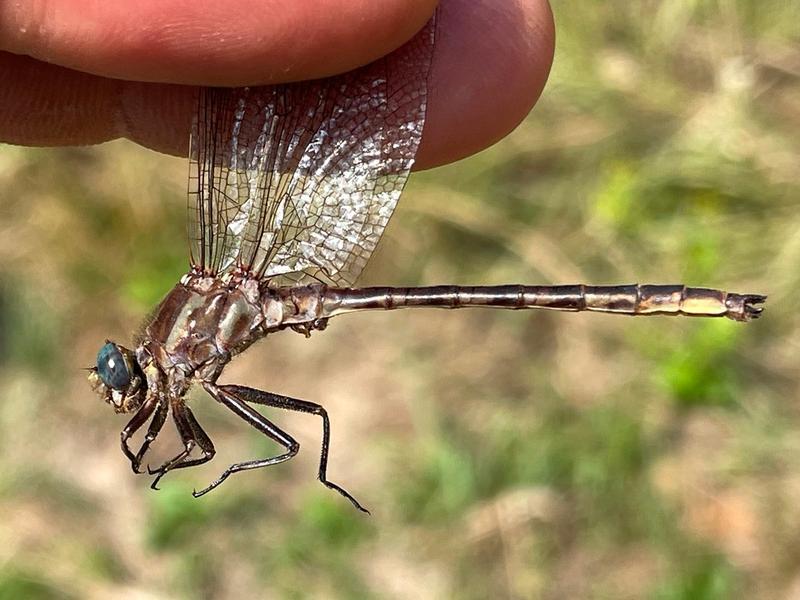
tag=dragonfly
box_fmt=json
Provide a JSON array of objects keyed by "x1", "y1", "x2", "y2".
[{"x1": 88, "y1": 14, "x2": 765, "y2": 513}]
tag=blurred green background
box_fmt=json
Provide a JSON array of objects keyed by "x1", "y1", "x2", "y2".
[{"x1": 1, "y1": 2, "x2": 799, "y2": 598}]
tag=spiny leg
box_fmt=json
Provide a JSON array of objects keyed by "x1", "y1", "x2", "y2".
[
  {"x1": 132, "y1": 398, "x2": 169, "y2": 473},
  {"x1": 212, "y1": 383, "x2": 368, "y2": 514},
  {"x1": 148, "y1": 401, "x2": 217, "y2": 479},
  {"x1": 120, "y1": 394, "x2": 160, "y2": 473},
  {"x1": 147, "y1": 399, "x2": 194, "y2": 489},
  {"x1": 148, "y1": 400, "x2": 215, "y2": 489},
  {"x1": 179, "y1": 406, "x2": 216, "y2": 470},
  {"x1": 196, "y1": 383, "x2": 301, "y2": 498}
]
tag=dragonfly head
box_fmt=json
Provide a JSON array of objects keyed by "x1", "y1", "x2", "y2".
[{"x1": 88, "y1": 341, "x2": 146, "y2": 414}]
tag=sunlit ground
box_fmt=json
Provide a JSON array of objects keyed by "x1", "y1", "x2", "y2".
[{"x1": 1, "y1": 2, "x2": 799, "y2": 598}]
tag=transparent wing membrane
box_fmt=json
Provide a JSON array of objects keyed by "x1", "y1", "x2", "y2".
[{"x1": 188, "y1": 15, "x2": 436, "y2": 285}]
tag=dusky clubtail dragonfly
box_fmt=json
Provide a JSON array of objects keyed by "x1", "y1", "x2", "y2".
[{"x1": 88, "y1": 13, "x2": 765, "y2": 513}]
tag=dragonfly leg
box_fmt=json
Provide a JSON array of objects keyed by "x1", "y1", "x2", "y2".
[
  {"x1": 194, "y1": 383, "x2": 300, "y2": 498},
  {"x1": 120, "y1": 394, "x2": 160, "y2": 473},
  {"x1": 147, "y1": 400, "x2": 216, "y2": 490},
  {"x1": 131, "y1": 398, "x2": 169, "y2": 473},
  {"x1": 206, "y1": 383, "x2": 369, "y2": 514}
]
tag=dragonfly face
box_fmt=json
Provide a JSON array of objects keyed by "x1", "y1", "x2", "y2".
[{"x1": 89, "y1": 341, "x2": 146, "y2": 414}]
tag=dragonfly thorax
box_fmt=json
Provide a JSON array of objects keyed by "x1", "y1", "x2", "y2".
[{"x1": 143, "y1": 273, "x2": 267, "y2": 374}]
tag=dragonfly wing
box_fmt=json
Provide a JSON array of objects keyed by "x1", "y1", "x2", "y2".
[{"x1": 188, "y1": 14, "x2": 436, "y2": 285}]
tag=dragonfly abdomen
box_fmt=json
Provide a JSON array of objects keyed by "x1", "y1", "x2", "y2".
[{"x1": 319, "y1": 284, "x2": 765, "y2": 322}]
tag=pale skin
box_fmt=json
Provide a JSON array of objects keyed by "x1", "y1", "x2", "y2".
[{"x1": 0, "y1": 0, "x2": 555, "y2": 169}]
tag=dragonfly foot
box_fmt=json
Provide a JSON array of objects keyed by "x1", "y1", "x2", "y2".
[
  {"x1": 147, "y1": 465, "x2": 167, "y2": 490},
  {"x1": 192, "y1": 472, "x2": 230, "y2": 498},
  {"x1": 321, "y1": 479, "x2": 370, "y2": 514}
]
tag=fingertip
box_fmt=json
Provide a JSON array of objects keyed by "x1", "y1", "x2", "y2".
[
  {"x1": 415, "y1": 0, "x2": 555, "y2": 169},
  {"x1": 120, "y1": 82, "x2": 195, "y2": 155},
  {"x1": 0, "y1": 51, "x2": 122, "y2": 146},
  {"x1": 0, "y1": 0, "x2": 438, "y2": 85}
]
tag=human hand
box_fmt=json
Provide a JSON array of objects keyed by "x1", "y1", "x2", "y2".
[{"x1": 0, "y1": 0, "x2": 554, "y2": 170}]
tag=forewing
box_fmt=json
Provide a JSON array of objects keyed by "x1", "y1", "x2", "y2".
[{"x1": 188, "y1": 15, "x2": 436, "y2": 284}]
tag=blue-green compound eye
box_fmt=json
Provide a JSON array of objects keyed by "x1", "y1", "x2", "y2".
[{"x1": 96, "y1": 342, "x2": 132, "y2": 390}]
